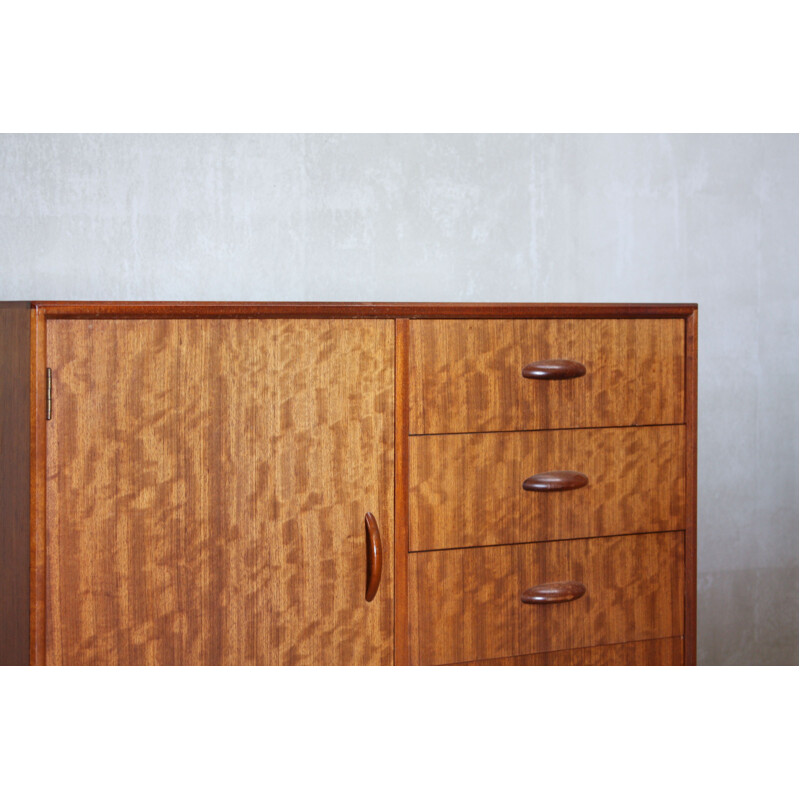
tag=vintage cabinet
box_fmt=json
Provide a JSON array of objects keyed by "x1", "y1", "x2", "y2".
[{"x1": 0, "y1": 302, "x2": 698, "y2": 666}]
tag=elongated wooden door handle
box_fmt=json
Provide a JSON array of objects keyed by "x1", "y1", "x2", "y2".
[
  {"x1": 522, "y1": 581, "x2": 586, "y2": 604},
  {"x1": 365, "y1": 512, "x2": 382, "y2": 602},
  {"x1": 522, "y1": 359, "x2": 586, "y2": 380},
  {"x1": 522, "y1": 470, "x2": 588, "y2": 492}
]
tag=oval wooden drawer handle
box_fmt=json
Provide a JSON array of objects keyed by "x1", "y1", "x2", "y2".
[
  {"x1": 522, "y1": 470, "x2": 588, "y2": 492},
  {"x1": 365, "y1": 512, "x2": 382, "y2": 602},
  {"x1": 522, "y1": 581, "x2": 587, "y2": 605},
  {"x1": 521, "y1": 359, "x2": 586, "y2": 380}
]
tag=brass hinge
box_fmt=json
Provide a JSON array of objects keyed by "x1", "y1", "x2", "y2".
[{"x1": 46, "y1": 368, "x2": 52, "y2": 420}]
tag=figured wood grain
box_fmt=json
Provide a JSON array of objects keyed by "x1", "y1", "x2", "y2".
[
  {"x1": 408, "y1": 531, "x2": 684, "y2": 665},
  {"x1": 684, "y1": 309, "x2": 698, "y2": 665},
  {"x1": 394, "y1": 319, "x2": 410, "y2": 665},
  {"x1": 409, "y1": 318, "x2": 685, "y2": 434},
  {"x1": 45, "y1": 318, "x2": 394, "y2": 665},
  {"x1": 409, "y1": 425, "x2": 685, "y2": 551},
  {"x1": 457, "y1": 637, "x2": 684, "y2": 666},
  {"x1": 0, "y1": 303, "x2": 31, "y2": 665}
]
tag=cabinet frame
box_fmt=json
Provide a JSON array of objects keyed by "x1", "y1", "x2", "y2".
[{"x1": 0, "y1": 302, "x2": 698, "y2": 666}]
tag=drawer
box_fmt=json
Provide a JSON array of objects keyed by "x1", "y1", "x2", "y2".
[
  {"x1": 409, "y1": 425, "x2": 685, "y2": 551},
  {"x1": 458, "y1": 637, "x2": 684, "y2": 666},
  {"x1": 409, "y1": 318, "x2": 684, "y2": 434},
  {"x1": 408, "y1": 531, "x2": 684, "y2": 665}
]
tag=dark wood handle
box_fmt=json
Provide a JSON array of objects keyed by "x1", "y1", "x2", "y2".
[
  {"x1": 522, "y1": 359, "x2": 586, "y2": 380},
  {"x1": 521, "y1": 581, "x2": 587, "y2": 604},
  {"x1": 365, "y1": 512, "x2": 382, "y2": 602},
  {"x1": 522, "y1": 470, "x2": 588, "y2": 492}
]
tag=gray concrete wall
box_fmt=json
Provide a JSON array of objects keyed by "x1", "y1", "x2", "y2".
[{"x1": 2, "y1": 133, "x2": 796, "y2": 664}]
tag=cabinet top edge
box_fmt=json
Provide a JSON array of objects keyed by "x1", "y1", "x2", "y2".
[{"x1": 28, "y1": 302, "x2": 698, "y2": 319}]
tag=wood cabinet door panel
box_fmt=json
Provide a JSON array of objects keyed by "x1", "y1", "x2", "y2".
[
  {"x1": 46, "y1": 319, "x2": 394, "y2": 665},
  {"x1": 408, "y1": 531, "x2": 684, "y2": 665},
  {"x1": 409, "y1": 318, "x2": 684, "y2": 434},
  {"x1": 410, "y1": 425, "x2": 685, "y2": 550}
]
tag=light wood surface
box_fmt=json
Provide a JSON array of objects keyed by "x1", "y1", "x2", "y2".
[
  {"x1": 409, "y1": 425, "x2": 685, "y2": 550},
  {"x1": 409, "y1": 318, "x2": 685, "y2": 434},
  {"x1": 458, "y1": 637, "x2": 684, "y2": 666},
  {"x1": 408, "y1": 531, "x2": 684, "y2": 665},
  {"x1": 45, "y1": 318, "x2": 394, "y2": 665}
]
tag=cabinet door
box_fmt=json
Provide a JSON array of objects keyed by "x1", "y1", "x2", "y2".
[{"x1": 45, "y1": 319, "x2": 394, "y2": 665}]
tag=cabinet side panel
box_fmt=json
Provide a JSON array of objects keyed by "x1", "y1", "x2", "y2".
[{"x1": 0, "y1": 303, "x2": 31, "y2": 665}]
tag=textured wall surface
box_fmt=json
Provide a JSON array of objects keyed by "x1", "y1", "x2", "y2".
[{"x1": 1, "y1": 133, "x2": 797, "y2": 664}]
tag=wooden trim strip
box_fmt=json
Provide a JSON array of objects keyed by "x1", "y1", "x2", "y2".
[
  {"x1": 684, "y1": 309, "x2": 698, "y2": 665},
  {"x1": 394, "y1": 319, "x2": 410, "y2": 665},
  {"x1": 32, "y1": 302, "x2": 699, "y2": 320},
  {"x1": 29, "y1": 307, "x2": 47, "y2": 665}
]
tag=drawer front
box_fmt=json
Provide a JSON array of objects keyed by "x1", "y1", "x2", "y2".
[
  {"x1": 409, "y1": 318, "x2": 684, "y2": 434},
  {"x1": 409, "y1": 425, "x2": 685, "y2": 551},
  {"x1": 458, "y1": 637, "x2": 684, "y2": 666},
  {"x1": 408, "y1": 531, "x2": 684, "y2": 665}
]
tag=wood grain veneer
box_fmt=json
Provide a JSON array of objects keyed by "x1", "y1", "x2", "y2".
[
  {"x1": 409, "y1": 425, "x2": 685, "y2": 551},
  {"x1": 408, "y1": 318, "x2": 685, "y2": 434},
  {"x1": 0, "y1": 303, "x2": 31, "y2": 665},
  {"x1": 458, "y1": 637, "x2": 684, "y2": 666},
  {"x1": 408, "y1": 531, "x2": 685, "y2": 665},
  {"x1": 45, "y1": 318, "x2": 394, "y2": 665}
]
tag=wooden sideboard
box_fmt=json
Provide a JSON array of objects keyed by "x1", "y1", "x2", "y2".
[{"x1": 0, "y1": 302, "x2": 697, "y2": 666}]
